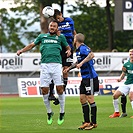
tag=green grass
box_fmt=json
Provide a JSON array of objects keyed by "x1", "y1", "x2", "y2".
[{"x1": 0, "y1": 96, "x2": 133, "y2": 133}]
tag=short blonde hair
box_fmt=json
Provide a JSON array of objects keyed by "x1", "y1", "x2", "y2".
[
  {"x1": 129, "y1": 49, "x2": 133, "y2": 52},
  {"x1": 75, "y1": 33, "x2": 85, "y2": 43}
]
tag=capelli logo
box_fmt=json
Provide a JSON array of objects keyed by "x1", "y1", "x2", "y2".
[{"x1": 0, "y1": 56, "x2": 23, "y2": 69}]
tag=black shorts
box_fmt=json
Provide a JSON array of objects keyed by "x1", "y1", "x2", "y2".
[
  {"x1": 61, "y1": 47, "x2": 73, "y2": 67},
  {"x1": 80, "y1": 77, "x2": 99, "y2": 95}
]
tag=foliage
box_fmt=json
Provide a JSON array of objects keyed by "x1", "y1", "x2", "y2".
[
  {"x1": 68, "y1": 0, "x2": 133, "y2": 52},
  {"x1": 68, "y1": 0, "x2": 111, "y2": 52},
  {"x1": 0, "y1": 0, "x2": 63, "y2": 53},
  {"x1": 1, "y1": 0, "x2": 133, "y2": 52}
]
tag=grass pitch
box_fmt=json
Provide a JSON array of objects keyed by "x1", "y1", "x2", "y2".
[{"x1": 0, "y1": 96, "x2": 133, "y2": 133}]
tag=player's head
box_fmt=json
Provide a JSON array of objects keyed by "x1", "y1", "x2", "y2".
[
  {"x1": 48, "y1": 20, "x2": 58, "y2": 35},
  {"x1": 53, "y1": 9, "x2": 64, "y2": 22},
  {"x1": 129, "y1": 49, "x2": 133, "y2": 60},
  {"x1": 74, "y1": 33, "x2": 85, "y2": 47}
]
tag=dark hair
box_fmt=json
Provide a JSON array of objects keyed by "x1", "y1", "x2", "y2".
[
  {"x1": 49, "y1": 20, "x2": 59, "y2": 26},
  {"x1": 53, "y1": 9, "x2": 61, "y2": 19}
]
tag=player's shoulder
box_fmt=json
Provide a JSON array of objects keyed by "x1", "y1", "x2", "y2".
[
  {"x1": 38, "y1": 33, "x2": 48, "y2": 37},
  {"x1": 124, "y1": 60, "x2": 130, "y2": 66},
  {"x1": 58, "y1": 34, "x2": 66, "y2": 40},
  {"x1": 64, "y1": 17, "x2": 74, "y2": 22},
  {"x1": 80, "y1": 44, "x2": 91, "y2": 52}
]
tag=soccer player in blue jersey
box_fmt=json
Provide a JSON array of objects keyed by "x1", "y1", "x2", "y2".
[
  {"x1": 64, "y1": 33, "x2": 99, "y2": 130},
  {"x1": 48, "y1": 9, "x2": 76, "y2": 104}
]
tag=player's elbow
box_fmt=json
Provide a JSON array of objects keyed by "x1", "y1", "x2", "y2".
[{"x1": 90, "y1": 52, "x2": 95, "y2": 59}]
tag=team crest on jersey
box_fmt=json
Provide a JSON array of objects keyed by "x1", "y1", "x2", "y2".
[{"x1": 55, "y1": 36, "x2": 58, "y2": 39}]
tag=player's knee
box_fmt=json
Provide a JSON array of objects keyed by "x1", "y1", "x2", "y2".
[
  {"x1": 129, "y1": 92, "x2": 133, "y2": 101},
  {"x1": 41, "y1": 87, "x2": 49, "y2": 95},
  {"x1": 56, "y1": 86, "x2": 63, "y2": 95}
]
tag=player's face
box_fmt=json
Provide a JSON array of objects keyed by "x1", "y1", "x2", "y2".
[
  {"x1": 49, "y1": 22, "x2": 58, "y2": 34},
  {"x1": 129, "y1": 51, "x2": 133, "y2": 60},
  {"x1": 55, "y1": 14, "x2": 64, "y2": 22}
]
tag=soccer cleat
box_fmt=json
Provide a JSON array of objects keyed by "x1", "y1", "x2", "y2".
[
  {"x1": 119, "y1": 113, "x2": 127, "y2": 118},
  {"x1": 48, "y1": 95, "x2": 57, "y2": 101},
  {"x1": 57, "y1": 113, "x2": 65, "y2": 125},
  {"x1": 130, "y1": 116, "x2": 133, "y2": 118},
  {"x1": 78, "y1": 122, "x2": 90, "y2": 130},
  {"x1": 109, "y1": 112, "x2": 120, "y2": 118},
  {"x1": 47, "y1": 112, "x2": 54, "y2": 125},
  {"x1": 85, "y1": 123, "x2": 97, "y2": 130},
  {"x1": 53, "y1": 98, "x2": 60, "y2": 105}
]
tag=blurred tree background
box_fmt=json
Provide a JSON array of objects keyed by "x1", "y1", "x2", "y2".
[{"x1": 0, "y1": 0, "x2": 133, "y2": 53}]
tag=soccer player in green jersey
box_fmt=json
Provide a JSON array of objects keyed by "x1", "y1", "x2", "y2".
[
  {"x1": 17, "y1": 20, "x2": 71, "y2": 125},
  {"x1": 109, "y1": 49, "x2": 133, "y2": 118}
]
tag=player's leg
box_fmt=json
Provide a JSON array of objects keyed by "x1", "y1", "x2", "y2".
[
  {"x1": 109, "y1": 90, "x2": 121, "y2": 118},
  {"x1": 40, "y1": 64, "x2": 53, "y2": 124},
  {"x1": 109, "y1": 85, "x2": 129, "y2": 118},
  {"x1": 52, "y1": 63, "x2": 65, "y2": 125},
  {"x1": 62, "y1": 48, "x2": 73, "y2": 91},
  {"x1": 129, "y1": 88, "x2": 133, "y2": 118},
  {"x1": 56, "y1": 85, "x2": 65, "y2": 125},
  {"x1": 48, "y1": 80, "x2": 56, "y2": 100},
  {"x1": 48, "y1": 80, "x2": 60, "y2": 105},
  {"x1": 78, "y1": 79, "x2": 91, "y2": 130},
  {"x1": 62, "y1": 66, "x2": 68, "y2": 90},
  {"x1": 85, "y1": 78, "x2": 98, "y2": 130},
  {"x1": 119, "y1": 95, "x2": 127, "y2": 117}
]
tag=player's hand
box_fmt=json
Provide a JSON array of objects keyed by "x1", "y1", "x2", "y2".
[
  {"x1": 17, "y1": 50, "x2": 22, "y2": 56},
  {"x1": 66, "y1": 50, "x2": 71, "y2": 57},
  {"x1": 76, "y1": 63, "x2": 83, "y2": 69},
  {"x1": 117, "y1": 79, "x2": 121, "y2": 82},
  {"x1": 57, "y1": 30, "x2": 61, "y2": 36},
  {"x1": 63, "y1": 68, "x2": 69, "y2": 73}
]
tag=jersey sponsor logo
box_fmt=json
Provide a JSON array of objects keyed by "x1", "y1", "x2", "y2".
[
  {"x1": 59, "y1": 22, "x2": 70, "y2": 28},
  {"x1": 127, "y1": 70, "x2": 133, "y2": 74},
  {"x1": 44, "y1": 39, "x2": 58, "y2": 43}
]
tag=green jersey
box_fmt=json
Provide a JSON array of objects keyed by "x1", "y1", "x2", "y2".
[
  {"x1": 123, "y1": 60, "x2": 133, "y2": 85},
  {"x1": 34, "y1": 33, "x2": 68, "y2": 64}
]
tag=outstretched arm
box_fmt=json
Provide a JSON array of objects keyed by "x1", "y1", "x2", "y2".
[
  {"x1": 63, "y1": 62, "x2": 78, "y2": 73},
  {"x1": 17, "y1": 42, "x2": 36, "y2": 56}
]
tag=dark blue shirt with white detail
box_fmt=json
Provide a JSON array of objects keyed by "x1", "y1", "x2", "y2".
[
  {"x1": 58, "y1": 17, "x2": 75, "y2": 50},
  {"x1": 76, "y1": 44, "x2": 98, "y2": 79}
]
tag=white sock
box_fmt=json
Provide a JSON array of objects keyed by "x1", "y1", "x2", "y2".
[
  {"x1": 131, "y1": 101, "x2": 133, "y2": 109},
  {"x1": 43, "y1": 94, "x2": 52, "y2": 113},
  {"x1": 113, "y1": 99, "x2": 119, "y2": 112},
  {"x1": 58, "y1": 92, "x2": 65, "y2": 113}
]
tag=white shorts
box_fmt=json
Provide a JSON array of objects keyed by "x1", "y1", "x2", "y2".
[
  {"x1": 40, "y1": 63, "x2": 63, "y2": 87},
  {"x1": 117, "y1": 84, "x2": 133, "y2": 96}
]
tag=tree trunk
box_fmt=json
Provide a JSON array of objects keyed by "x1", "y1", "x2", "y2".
[
  {"x1": 106, "y1": 0, "x2": 113, "y2": 51},
  {"x1": 39, "y1": 3, "x2": 49, "y2": 33}
]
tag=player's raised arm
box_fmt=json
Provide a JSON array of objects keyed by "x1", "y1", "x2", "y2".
[{"x1": 17, "y1": 42, "x2": 36, "y2": 56}]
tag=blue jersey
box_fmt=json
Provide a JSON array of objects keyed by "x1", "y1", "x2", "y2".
[
  {"x1": 58, "y1": 17, "x2": 75, "y2": 50},
  {"x1": 76, "y1": 44, "x2": 98, "y2": 79}
]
